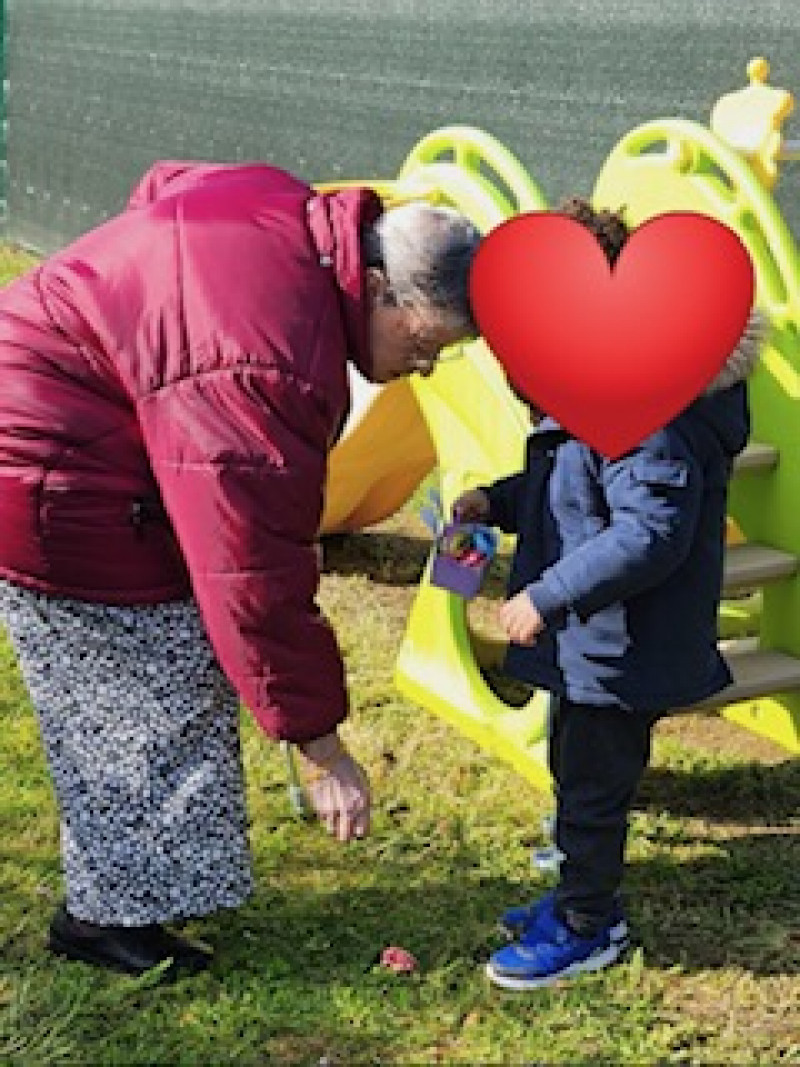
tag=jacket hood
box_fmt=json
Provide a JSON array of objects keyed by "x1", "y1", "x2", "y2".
[
  {"x1": 679, "y1": 305, "x2": 766, "y2": 458},
  {"x1": 703, "y1": 307, "x2": 766, "y2": 395},
  {"x1": 530, "y1": 308, "x2": 766, "y2": 460},
  {"x1": 305, "y1": 186, "x2": 383, "y2": 379}
]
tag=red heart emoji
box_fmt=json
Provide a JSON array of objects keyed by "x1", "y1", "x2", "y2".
[{"x1": 469, "y1": 211, "x2": 755, "y2": 458}]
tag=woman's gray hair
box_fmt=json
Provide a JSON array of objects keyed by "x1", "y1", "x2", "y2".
[{"x1": 362, "y1": 201, "x2": 481, "y2": 334}]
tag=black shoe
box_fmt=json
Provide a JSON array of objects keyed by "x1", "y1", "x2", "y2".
[{"x1": 48, "y1": 905, "x2": 213, "y2": 977}]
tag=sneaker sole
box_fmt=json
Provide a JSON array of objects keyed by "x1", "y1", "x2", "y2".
[
  {"x1": 485, "y1": 938, "x2": 628, "y2": 990},
  {"x1": 501, "y1": 916, "x2": 629, "y2": 943}
]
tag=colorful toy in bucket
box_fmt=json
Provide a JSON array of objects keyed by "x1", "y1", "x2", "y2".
[
  {"x1": 419, "y1": 487, "x2": 496, "y2": 598},
  {"x1": 430, "y1": 521, "x2": 497, "y2": 598}
]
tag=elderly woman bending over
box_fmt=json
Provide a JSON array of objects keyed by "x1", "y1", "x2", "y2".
[{"x1": 0, "y1": 161, "x2": 480, "y2": 976}]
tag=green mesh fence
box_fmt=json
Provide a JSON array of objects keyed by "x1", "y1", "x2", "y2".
[{"x1": 3, "y1": 0, "x2": 799, "y2": 252}]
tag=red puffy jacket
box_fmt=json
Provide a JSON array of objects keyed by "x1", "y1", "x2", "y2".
[{"x1": 0, "y1": 161, "x2": 382, "y2": 742}]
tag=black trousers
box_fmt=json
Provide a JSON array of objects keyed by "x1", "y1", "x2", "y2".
[{"x1": 549, "y1": 697, "x2": 661, "y2": 935}]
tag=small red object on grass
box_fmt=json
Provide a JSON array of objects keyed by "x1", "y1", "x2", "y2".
[{"x1": 380, "y1": 946, "x2": 418, "y2": 973}]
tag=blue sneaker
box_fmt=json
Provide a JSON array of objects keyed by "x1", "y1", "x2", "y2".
[
  {"x1": 487, "y1": 903, "x2": 628, "y2": 990},
  {"x1": 499, "y1": 891, "x2": 629, "y2": 944}
]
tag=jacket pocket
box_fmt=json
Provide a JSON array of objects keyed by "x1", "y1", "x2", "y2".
[
  {"x1": 573, "y1": 601, "x2": 631, "y2": 657},
  {"x1": 629, "y1": 457, "x2": 689, "y2": 489}
]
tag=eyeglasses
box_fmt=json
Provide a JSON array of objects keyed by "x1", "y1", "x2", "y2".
[{"x1": 391, "y1": 296, "x2": 474, "y2": 372}]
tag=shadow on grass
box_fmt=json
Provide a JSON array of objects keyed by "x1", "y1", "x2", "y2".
[
  {"x1": 6, "y1": 832, "x2": 794, "y2": 982},
  {"x1": 629, "y1": 830, "x2": 800, "y2": 974},
  {"x1": 203, "y1": 832, "x2": 798, "y2": 982},
  {"x1": 629, "y1": 755, "x2": 799, "y2": 973},
  {"x1": 636, "y1": 757, "x2": 800, "y2": 823},
  {"x1": 1, "y1": 832, "x2": 796, "y2": 1065},
  {"x1": 320, "y1": 531, "x2": 432, "y2": 587},
  {"x1": 214, "y1": 877, "x2": 504, "y2": 963}
]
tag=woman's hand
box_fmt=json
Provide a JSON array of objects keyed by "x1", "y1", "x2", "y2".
[
  {"x1": 451, "y1": 488, "x2": 490, "y2": 523},
  {"x1": 499, "y1": 590, "x2": 546, "y2": 646},
  {"x1": 298, "y1": 732, "x2": 371, "y2": 842}
]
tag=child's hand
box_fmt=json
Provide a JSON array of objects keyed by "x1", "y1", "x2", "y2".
[
  {"x1": 500, "y1": 590, "x2": 545, "y2": 646},
  {"x1": 452, "y1": 488, "x2": 490, "y2": 523}
]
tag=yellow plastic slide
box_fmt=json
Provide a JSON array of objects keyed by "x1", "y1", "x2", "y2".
[{"x1": 321, "y1": 373, "x2": 434, "y2": 534}]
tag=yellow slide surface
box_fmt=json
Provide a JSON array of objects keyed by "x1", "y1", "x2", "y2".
[
  {"x1": 395, "y1": 339, "x2": 559, "y2": 792},
  {"x1": 321, "y1": 373, "x2": 434, "y2": 535}
]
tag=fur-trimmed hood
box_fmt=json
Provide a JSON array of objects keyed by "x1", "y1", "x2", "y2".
[
  {"x1": 704, "y1": 307, "x2": 767, "y2": 394},
  {"x1": 675, "y1": 306, "x2": 766, "y2": 461}
]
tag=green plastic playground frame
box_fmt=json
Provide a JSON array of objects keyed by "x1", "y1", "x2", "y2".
[{"x1": 392, "y1": 116, "x2": 800, "y2": 787}]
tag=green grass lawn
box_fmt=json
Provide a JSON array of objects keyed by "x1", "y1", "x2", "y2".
[{"x1": 0, "y1": 244, "x2": 798, "y2": 1064}]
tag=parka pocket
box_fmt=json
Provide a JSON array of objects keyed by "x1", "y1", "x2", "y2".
[
  {"x1": 629, "y1": 458, "x2": 690, "y2": 489},
  {"x1": 575, "y1": 600, "x2": 631, "y2": 657}
]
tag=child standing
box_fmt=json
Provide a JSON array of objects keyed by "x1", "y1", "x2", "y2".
[{"x1": 455, "y1": 198, "x2": 764, "y2": 989}]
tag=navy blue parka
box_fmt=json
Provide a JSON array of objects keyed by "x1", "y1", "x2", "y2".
[{"x1": 483, "y1": 377, "x2": 753, "y2": 714}]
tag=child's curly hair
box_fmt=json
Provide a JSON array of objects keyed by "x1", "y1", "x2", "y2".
[
  {"x1": 558, "y1": 196, "x2": 629, "y2": 265},
  {"x1": 510, "y1": 198, "x2": 630, "y2": 423}
]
